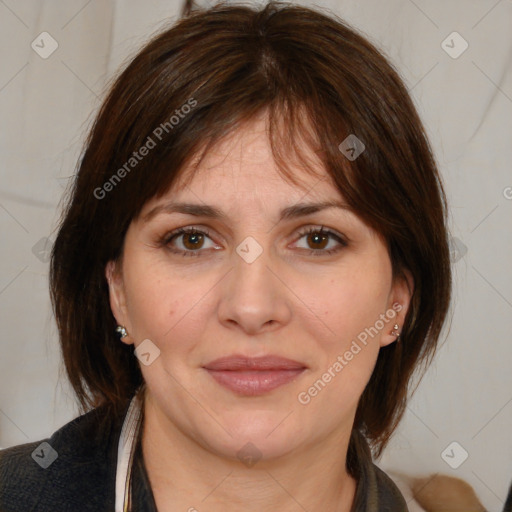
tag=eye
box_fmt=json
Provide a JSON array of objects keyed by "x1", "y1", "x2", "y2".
[
  {"x1": 159, "y1": 225, "x2": 348, "y2": 258},
  {"x1": 293, "y1": 226, "x2": 347, "y2": 256},
  {"x1": 160, "y1": 227, "x2": 219, "y2": 257}
]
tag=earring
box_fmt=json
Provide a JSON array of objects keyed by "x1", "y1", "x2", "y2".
[
  {"x1": 391, "y1": 324, "x2": 400, "y2": 340},
  {"x1": 116, "y1": 325, "x2": 128, "y2": 339}
]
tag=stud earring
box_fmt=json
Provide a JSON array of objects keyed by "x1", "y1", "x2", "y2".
[
  {"x1": 116, "y1": 325, "x2": 128, "y2": 339},
  {"x1": 391, "y1": 324, "x2": 400, "y2": 340}
]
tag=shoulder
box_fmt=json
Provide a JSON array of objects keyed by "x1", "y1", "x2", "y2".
[{"x1": 0, "y1": 402, "x2": 126, "y2": 512}]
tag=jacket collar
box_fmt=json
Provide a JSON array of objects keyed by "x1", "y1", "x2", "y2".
[{"x1": 348, "y1": 428, "x2": 409, "y2": 511}]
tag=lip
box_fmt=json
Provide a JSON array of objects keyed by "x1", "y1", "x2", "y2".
[
  {"x1": 203, "y1": 355, "x2": 307, "y2": 396},
  {"x1": 203, "y1": 354, "x2": 307, "y2": 371}
]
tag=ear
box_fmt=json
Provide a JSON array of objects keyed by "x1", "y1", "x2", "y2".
[
  {"x1": 380, "y1": 269, "x2": 414, "y2": 348},
  {"x1": 105, "y1": 259, "x2": 133, "y2": 345}
]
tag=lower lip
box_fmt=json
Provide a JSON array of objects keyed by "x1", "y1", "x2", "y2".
[{"x1": 204, "y1": 369, "x2": 306, "y2": 396}]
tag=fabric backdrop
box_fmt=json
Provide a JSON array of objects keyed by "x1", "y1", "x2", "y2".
[{"x1": 0, "y1": 1, "x2": 511, "y2": 510}]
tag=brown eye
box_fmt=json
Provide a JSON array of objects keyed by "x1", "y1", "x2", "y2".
[
  {"x1": 306, "y1": 231, "x2": 329, "y2": 250},
  {"x1": 181, "y1": 231, "x2": 205, "y2": 250},
  {"x1": 294, "y1": 226, "x2": 347, "y2": 256},
  {"x1": 161, "y1": 227, "x2": 217, "y2": 257}
]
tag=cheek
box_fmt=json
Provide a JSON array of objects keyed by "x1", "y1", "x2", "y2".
[
  {"x1": 313, "y1": 264, "x2": 391, "y2": 341},
  {"x1": 316, "y1": 263, "x2": 392, "y2": 396},
  {"x1": 125, "y1": 270, "x2": 172, "y2": 332},
  {"x1": 122, "y1": 256, "x2": 213, "y2": 344}
]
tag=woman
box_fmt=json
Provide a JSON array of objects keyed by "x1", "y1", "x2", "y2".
[{"x1": 0, "y1": 1, "x2": 452, "y2": 510}]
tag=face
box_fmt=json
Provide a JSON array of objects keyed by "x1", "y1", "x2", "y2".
[{"x1": 106, "y1": 114, "x2": 412, "y2": 463}]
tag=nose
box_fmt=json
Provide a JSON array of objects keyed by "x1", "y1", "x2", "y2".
[{"x1": 217, "y1": 239, "x2": 292, "y2": 335}]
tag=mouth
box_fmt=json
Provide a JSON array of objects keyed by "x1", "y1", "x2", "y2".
[{"x1": 202, "y1": 355, "x2": 307, "y2": 396}]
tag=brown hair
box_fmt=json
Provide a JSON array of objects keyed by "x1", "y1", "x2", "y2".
[{"x1": 50, "y1": 0, "x2": 452, "y2": 457}]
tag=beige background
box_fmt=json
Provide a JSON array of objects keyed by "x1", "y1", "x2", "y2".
[{"x1": 0, "y1": 0, "x2": 511, "y2": 510}]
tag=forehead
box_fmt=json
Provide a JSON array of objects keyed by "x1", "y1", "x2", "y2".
[
  {"x1": 161, "y1": 116, "x2": 340, "y2": 205},
  {"x1": 136, "y1": 116, "x2": 378, "y2": 242}
]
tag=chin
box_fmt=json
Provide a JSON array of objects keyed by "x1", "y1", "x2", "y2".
[{"x1": 199, "y1": 411, "x2": 307, "y2": 462}]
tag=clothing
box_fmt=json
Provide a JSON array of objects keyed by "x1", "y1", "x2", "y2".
[
  {"x1": 0, "y1": 393, "x2": 408, "y2": 512},
  {"x1": 504, "y1": 481, "x2": 512, "y2": 512}
]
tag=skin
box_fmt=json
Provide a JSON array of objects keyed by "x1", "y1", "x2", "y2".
[{"x1": 106, "y1": 113, "x2": 413, "y2": 512}]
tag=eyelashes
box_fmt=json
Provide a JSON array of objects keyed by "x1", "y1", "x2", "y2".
[
  {"x1": 158, "y1": 225, "x2": 348, "y2": 258},
  {"x1": 293, "y1": 226, "x2": 348, "y2": 256},
  {"x1": 159, "y1": 227, "x2": 217, "y2": 257}
]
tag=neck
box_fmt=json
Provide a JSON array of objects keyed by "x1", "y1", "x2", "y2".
[{"x1": 139, "y1": 390, "x2": 358, "y2": 512}]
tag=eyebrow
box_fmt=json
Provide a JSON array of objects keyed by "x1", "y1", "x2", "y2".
[{"x1": 142, "y1": 200, "x2": 351, "y2": 224}]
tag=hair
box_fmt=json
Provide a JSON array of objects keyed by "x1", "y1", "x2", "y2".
[{"x1": 50, "y1": 0, "x2": 452, "y2": 458}]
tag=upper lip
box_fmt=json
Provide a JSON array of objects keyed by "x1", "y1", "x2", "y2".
[{"x1": 203, "y1": 355, "x2": 307, "y2": 371}]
